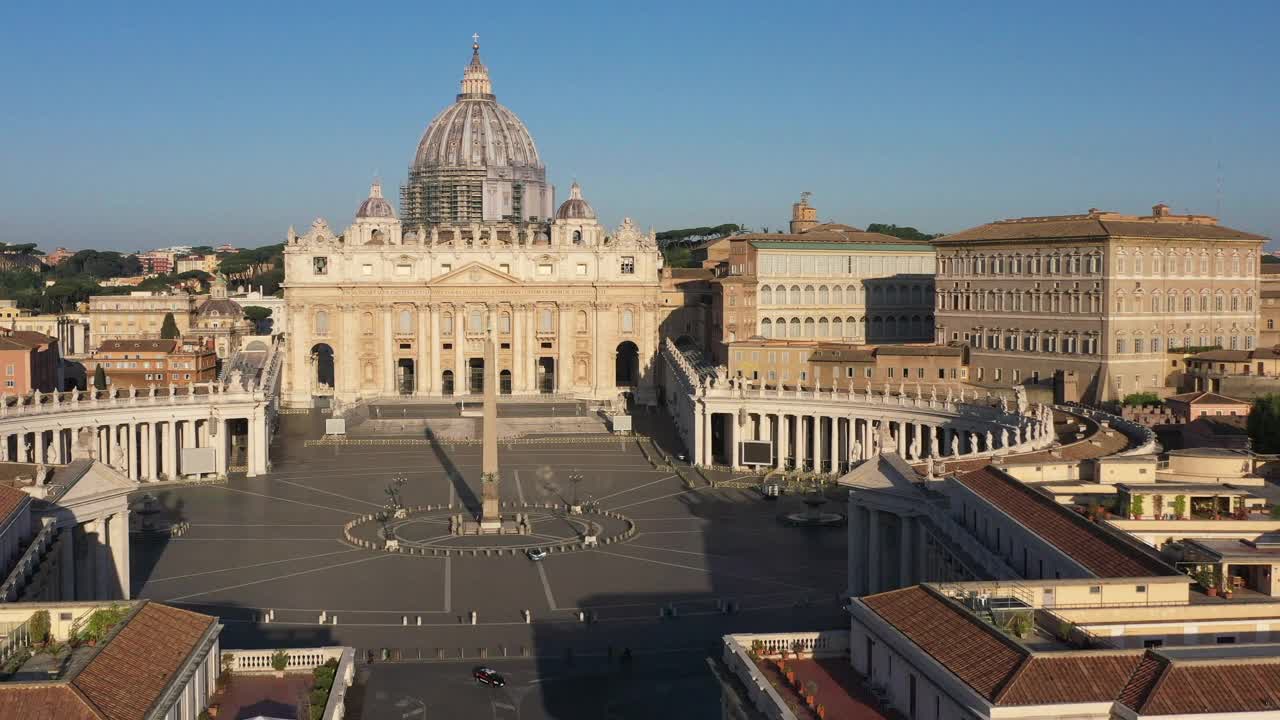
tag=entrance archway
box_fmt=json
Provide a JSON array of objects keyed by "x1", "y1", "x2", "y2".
[
  {"x1": 615, "y1": 341, "x2": 639, "y2": 387},
  {"x1": 396, "y1": 359, "x2": 415, "y2": 395},
  {"x1": 537, "y1": 358, "x2": 556, "y2": 394},
  {"x1": 441, "y1": 370, "x2": 454, "y2": 396},
  {"x1": 309, "y1": 344, "x2": 334, "y2": 391},
  {"x1": 500, "y1": 369, "x2": 512, "y2": 395},
  {"x1": 468, "y1": 358, "x2": 484, "y2": 394}
]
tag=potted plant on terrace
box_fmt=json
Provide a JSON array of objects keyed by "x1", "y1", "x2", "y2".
[
  {"x1": 1172, "y1": 495, "x2": 1187, "y2": 520},
  {"x1": 1193, "y1": 567, "x2": 1218, "y2": 597},
  {"x1": 270, "y1": 649, "x2": 289, "y2": 678}
]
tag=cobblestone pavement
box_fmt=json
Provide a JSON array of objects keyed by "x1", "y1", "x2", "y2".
[{"x1": 132, "y1": 409, "x2": 848, "y2": 719}]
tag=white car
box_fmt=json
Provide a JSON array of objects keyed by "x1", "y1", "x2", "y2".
[{"x1": 526, "y1": 548, "x2": 547, "y2": 561}]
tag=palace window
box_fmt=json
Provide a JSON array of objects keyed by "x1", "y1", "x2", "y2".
[
  {"x1": 442, "y1": 313, "x2": 453, "y2": 336},
  {"x1": 537, "y1": 263, "x2": 553, "y2": 276},
  {"x1": 362, "y1": 264, "x2": 373, "y2": 275},
  {"x1": 622, "y1": 309, "x2": 634, "y2": 333},
  {"x1": 540, "y1": 308, "x2": 554, "y2": 332},
  {"x1": 499, "y1": 312, "x2": 511, "y2": 334},
  {"x1": 469, "y1": 309, "x2": 483, "y2": 333},
  {"x1": 314, "y1": 311, "x2": 329, "y2": 335},
  {"x1": 620, "y1": 256, "x2": 635, "y2": 274},
  {"x1": 313, "y1": 257, "x2": 328, "y2": 275},
  {"x1": 395, "y1": 263, "x2": 411, "y2": 276},
  {"x1": 399, "y1": 310, "x2": 412, "y2": 334}
]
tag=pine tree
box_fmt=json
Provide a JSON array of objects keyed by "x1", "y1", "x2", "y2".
[
  {"x1": 160, "y1": 312, "x2": 181, "y2": 339},
  {"x1": 1247, "y1": 395, "x2": 1280, "y2": 454},
  {"x1": 93, "y1": 364, "x2": 107, "y2": 391}
]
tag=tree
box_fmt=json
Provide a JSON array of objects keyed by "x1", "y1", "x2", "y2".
[
  {"x1": 93, "y1": 365, "x2": 107, "y2": 391},
  {"x1": 243, "y1": 306, "x2": 272, "y2": 323},
  {"x1": 661, "y1": 245, "x2": 697, "y2": 268},
  {"x1": 160, "y1": 312, "x2": 181, "y2": 339},
  {"x1": 1262, "y1": 255, "x2": 1280, "y2": 264},
  {"x1": 1122, "y1": 392, "x2": 1162, "y2": 407},
  {"x1": 1247, "y1": 394, "x2": 1280, "y2": 454},
  {"x1": 1130, "y1": 494, "x2": 1145, "y2": 519},
  {"x1": 865, "y1": 223, "x2": 942, "y2": 242}
]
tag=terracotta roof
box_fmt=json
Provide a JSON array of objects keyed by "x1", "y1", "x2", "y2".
[
  {"x1": 0, "y1": 483, "x2": 30, "y2": 527},
  {"x1": 1185, "y1": 415, "x2": 1249, "y2": 436},
  {"x1": 873, "y1": 345, "x2": 963, "y2": 357},
  {"x1": 72, "y1": 603, "x2": 218, "y2": 720},
  {"x1": 1189, "y1": 349, "x2": 1253, "y2": 362},
  {"x1": 0, "y1": 329, "x2": 55, "y2": 351},
  {"x1": 996, "y1": 653, "x2": 1144, "y2": 706},
  {"x1": 936, "y1": 213, "x2": 1267, "y2": 244},
  {"x1": 95, "y1": 339, "x2": 179, "y2": 354},
  {"x1": 861, "y1": 586, "x2": 1026, "y2": 701},
  {"x1": 0, "y1": 685, "x2": 98, "y2": 720},
  {"x1": 954, "y1": 466, "x2": 1176, "y2": 577},
  {"x1": 1166, "y1": 390, "x2": 1249, "y2": 405},
  {"x1": 1119, "y1": 655, "x2": 1280, "y2": 715}
]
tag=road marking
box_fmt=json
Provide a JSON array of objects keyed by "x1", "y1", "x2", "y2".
[
  {"x1": 213, "y1": 485, "x2": 355, "y2": 515},
  {"x1": 605, "y1": 487, "x2": 704, "y2": 512},
  {"x1": 536, "y1": 561, "x2": 558, "y2": 610},
  {"x1": 513, "y1": 469, "x2": 526, "y2": 504},
  {"x1": 147, "y1": 547, "x2": 359, "y2": 583},
  {"x1": 271, "y1": 478, "x2": 386, "y2": 509},
  {"x1": 168, "y1": 553, "x2": 395, "y2": 601},
  {"x1": 593, "y1": 549, "x2": 818, "y2": 591},
  {"x1": 592, "y1": 474, "x2": 678, "y2": 502}
]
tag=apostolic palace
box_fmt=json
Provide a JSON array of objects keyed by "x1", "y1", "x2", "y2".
[{"x1": 281, "y1": 40, "x2": 663, "y2": 408}]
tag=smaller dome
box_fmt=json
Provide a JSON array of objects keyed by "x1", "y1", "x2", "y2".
[
  {"x1": 356, "y1": 181, "x2": 396, "y2": 219},
  {"x1": 555, "y1": 182, "x2": 596, "y2": 221}
]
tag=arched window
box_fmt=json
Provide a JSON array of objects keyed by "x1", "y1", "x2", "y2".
[
  {"x1": 1214, "y1": 292, "x2": 1225, "y2": 312},
  {"x1": 818, "y1": 317, "x2": 829, "y2": 336},
  {"x1": 760, "y1": 286, "x2": 773, "y2": 305},
  {"x1": 832, "y1": 317, "x2": 843, "y2": 337},
  {"x1": 803, "y1": 318, "x2": 816, "y2": 337},
  {"x1": 442, "y1": 312, "x2": 453, "y2": 336},
  {"x1": 314, "y1": 310, "x2": 329, "y2": 335},
  {"x1": 848, "y1": 284, "x2": 859, "y2": 304},
  {"x1": 818, "y1": 286, "x2": 829, "y2": 304},
  {"x1": 469, "y1": 309, "x2": 483, "y2": 332},
  {"x1": 803, "y1": 285, "x2": 815, "y2": 305},
  {"x1": 789, "y1": 318, "x2": 801, "y2": 337},
  {"x1": 761, "y1": 318, "x2": 772, "y2": 338},
  {"x1": 577, "y1": 310, "x2": 588, "y2": 332},
  {"x1": 399, "y1": 309, "x2": 413, "y2": 334},
  {"x1": 1183, "y1": 292, "x2": 1193, "y2": 312},
  {"x1": 361, "y1": 312, "x2": 374, "y2": 335},
  {"x1": 1199, "y1": 293, "x2": 1210, "y2": 312},
  {"x1": 1247, "y1": 293, "x2": 1255, "y2": 311},
  {"x1": 790, "y1": 285, "x2": 801, "y2": 304},
  {"x1": 621, "y1": 309, "x2": 634, "y2": 333},
  {"x1": 1166, "y1": 294, "x2": 1175, "y2": 313},
  {"x1": 831, "y1": 286, "x2": 843, "y2": 304},
  {"x1": 1231, "y1": 292, "x2": 1240, "y2": 312},
  {"x1": 572, "y1": 230, "x2": 582, "y2": 245}
]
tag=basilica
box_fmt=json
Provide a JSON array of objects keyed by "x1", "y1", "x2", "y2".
[{"x1": 281, "y1": 40, "x2": 663, "y2": 408}]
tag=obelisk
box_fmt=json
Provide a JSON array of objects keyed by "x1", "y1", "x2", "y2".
[{"x1": 480, "y1": 326, "x2": 501, "y2": 528}]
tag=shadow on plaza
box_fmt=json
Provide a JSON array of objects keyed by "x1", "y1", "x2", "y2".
[
  {"x1": 129, "y1": 490, "x2": 190, "y2": 594},
  {"x1": 426, "y1": 428, "x2": 480, "y2": 514},
  {"x1": 525, "y1": 488, "x2": 848, "y2": 719}
]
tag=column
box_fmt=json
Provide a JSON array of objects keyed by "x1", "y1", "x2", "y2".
[
  {"x1": 248, "y1": 412, "x2": 268, "y2": 477},
  {"x1": 861, "y1": 419, "x2": 871, "y2": 460},
  {"x1": 915, "y1": 515, "x2": 929, "y2": 584},
  {"x1": 762, "y1": 414, "x2": 774, "y2": 467},
  {"x1": 38, "y1": 431, "x2": 48, "y2": 464},
  {"x1": 162, "y1": 421, "x2": 176, "y2": 481},
  {"x1": 701, "y1": 407, "x2": 712, "y2": 466},
  {"x1": 734, "y1": 411, "x2": 746, "y2": 469},
  {"x1": 110, "y1": 512, "x2": 130, "y2": 599},
  {"x1": 212, "y1": 419, "x2": 227, "y2": 477},
  {"x1": 828, "y1": 417, "x2": 839, "y2": 473},
  {"x1": 125, "y1": 425, "x2": 138, "y2": 482},
  {"x1": 944, "y1": 427, "x2": 954, "y2": 455},
  {"x1": 899, "y1": 516, "x2": 914, "y2": 588},
  {"x1": 342, "y1": 305, "x2": 358, "y2": 397},
  {"x1": 910, "y1": 423, "x2": 922, "y2": 460},
  {"x1": 777, "y1": 414, "x2": 789, "y2": 469},
  {"x1": 933, "y1": 426, "x2": 943, "y2": 459},
  {"x1": 866, "y1": 509, "x2": 881, "y2": 595},
  {"x1": 453, "y1": 306, "x2": 465, "y2": 395},
  {"x1": 146, "y1": 423, "x2": 157, "y2": 480},
  {"x1": 557, "y1": 304, "x2": 572, "y2": 394},
  {"x1": 383, "y1": 306, "x2": 395, "y2": 396},
  {"x1": 692, "y1": 403, "x2": 705, "y2": 466},
  {"x1": 792, "y1": 415, "x2": 803, "y2": 470},
  {"x1": 416, "y1": 303, "x2": 431, "y2": 396},
  {"x1": 512, "y1": 305, "x2": 524, "y2": 393},
  {"x1": 429, "y1": 304, "x2": 442, "y2": 396}
]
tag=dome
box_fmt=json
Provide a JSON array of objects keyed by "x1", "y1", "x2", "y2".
[
  {"x1": 411, "y1": 41, "x2": 542, "y2": 172},
  {"x1": 555, "y1": 182, "x2": 596, "y2": 221},
  {"x1": 356, "y1": 181, "x2": 396, "y2": 219}
]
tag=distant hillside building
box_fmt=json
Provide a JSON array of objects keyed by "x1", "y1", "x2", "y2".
[
  {"x1": 82, "y1": 339, "x2": 217, "y2": 388},
  {"x1": 0, "y1": 327, "x2": 59, "y2": 395}
]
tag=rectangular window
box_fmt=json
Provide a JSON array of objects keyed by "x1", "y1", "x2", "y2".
[
  {"x1": 537, "y1": 264, "x2": 553, "y2": 276},
  {"x1": 395, "y1": 263, "x2": 411, "y2": 276},
  {"x1": 1089, "y1": 586, "x2": 1101, "y2": 594},
  {"x1": 362, "y1": 264, "x2": 373, "y2": 275},
  {"x1": 440, "y1": 263, "x2": 452, "y2": 273},
  {"x1": 576, "y1": 263, "x2": 587, "y2": 276},
  {"x1": 1143, "y1": 639, "x2": 1164, "y2": 649},
  {"x1": 499, "y1": 264, "x2": 511, "y2": 274},
  {"x1": 3, "y1": 364, "x2": 11, "y2": 376},
  {"x1": 620, "y1": 256, "x2": 635, "y2": 274}
]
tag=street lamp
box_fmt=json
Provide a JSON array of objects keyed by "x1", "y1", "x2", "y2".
[{"x1": 569, "y1": 471, "x2": 583, "y2": 507}]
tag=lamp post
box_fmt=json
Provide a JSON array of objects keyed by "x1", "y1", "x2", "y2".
[{"x1": 569, "y1": 471, "x2": 583, "y2": 508}]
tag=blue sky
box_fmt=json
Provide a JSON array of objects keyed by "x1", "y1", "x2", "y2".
[{"x1": 1, "y1": 0, "x2": 1277, "y2": 251}]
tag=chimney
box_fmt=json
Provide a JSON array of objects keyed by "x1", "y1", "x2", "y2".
[{"x1": 1152, "y1": 202, "x2": 1171, "y2": 218}]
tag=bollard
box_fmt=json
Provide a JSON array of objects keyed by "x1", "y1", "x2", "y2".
[
  {"x1": 470, "y1": 610, "x2": 477, "y2": 625},
  {"x1": 436, "y1": 648, "x2": 444, "y2": 660},
  {"x1": 403, "y1": 616, "x2": 409, "y2": 626},
  {"x1": 523, "y1": 609, "x2": 531, "y2": 624},
  {"x1": 417, "y1": 616, "x2": 422, "y2": 626},
  {"x1": 331, "y1": 615, "x2": 338, "y2": 625},
  {"x1": 269, "y1": 609, "x2": 276, "y2": 621},
  {"x1": 521, "y1": 645, "x2": 529, "y2": 657},
  {"x1": 578, "y1": 610, "x2": 586, "y2": 623}
]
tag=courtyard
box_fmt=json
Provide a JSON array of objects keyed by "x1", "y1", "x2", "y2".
[{"x1": 131, "y1": 407, "x2": 848, "y2": 719}]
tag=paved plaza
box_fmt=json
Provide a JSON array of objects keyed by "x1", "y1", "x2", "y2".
[{"x1": 132, "y1": 408, "x2": 848, "y2": 718}]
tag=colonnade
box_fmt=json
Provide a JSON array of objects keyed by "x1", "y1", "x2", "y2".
[
  {"x1": 0, "y1": 411, "x2": 270, "y2": 478},
  {"x1": 692, "y1": 407, "x2": 1032, "y2": 471}
]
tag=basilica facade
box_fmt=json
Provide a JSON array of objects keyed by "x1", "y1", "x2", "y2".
[{"x1": 281, "y1": 41, "x2": 663, "y2": 408}]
